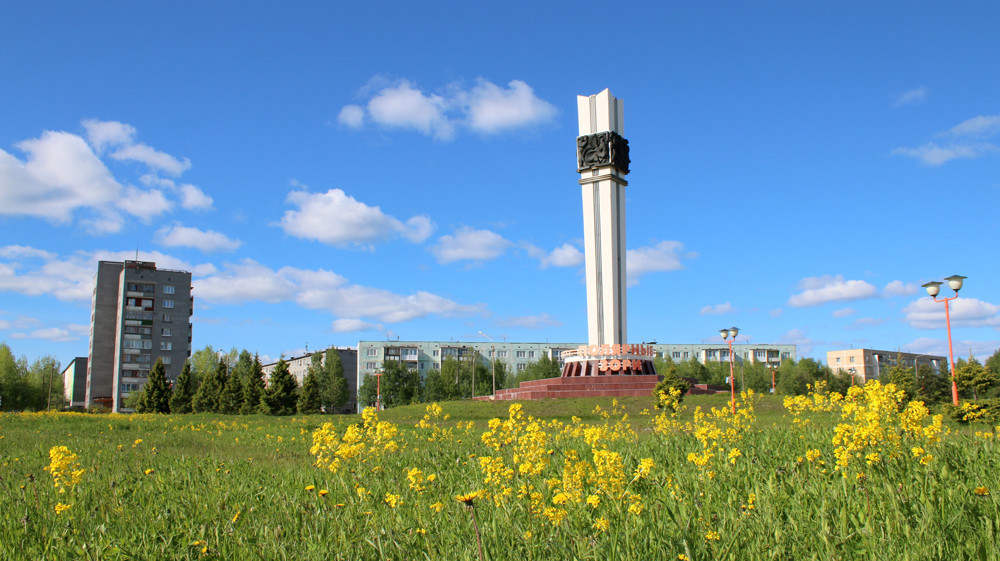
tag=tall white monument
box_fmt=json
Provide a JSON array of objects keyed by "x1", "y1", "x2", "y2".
[
  {"x1": 560, "y1": 89, "x2": 656, "y2": 378},
  {"x1": 577, "y1": 89, "x2": 629, "y2": 347}
]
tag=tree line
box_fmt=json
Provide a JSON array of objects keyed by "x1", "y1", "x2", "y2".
[
  {"x1": 130, "y1": 346, "x2": 350, "y2": 415},
  {"x1": 0, "y1": 343, "x2": 65, "y2": 411}
]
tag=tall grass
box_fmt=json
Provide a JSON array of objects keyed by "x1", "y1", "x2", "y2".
[{"x1": 0, "y1": 387, "x2": 997, "y2": 560}]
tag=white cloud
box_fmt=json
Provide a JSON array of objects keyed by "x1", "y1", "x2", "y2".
[
  {"x1": 787, "y1": 275, "x2": 878, "y2": 307},
  {"x1": 948, "y1": 114, "x2": 1000, "y2": 138},
  {"x1": 117, "y1": 186, "x2": 172, "y2": 219},
  {"x1": 494, "y1": 313, "x2": 562, "y2": 329},
  {"x1": 194, "y1": 259, "x2": 482, "y2": 324},
  {"x1": 279, "y1": 188, "x2": 434, "y2": 247},
  {"x1": 832, "y1": 307, "x2": 856, "y2": 318},
  {"x1": 341, "y1": 77, "x2": 556, "y2": 140},
  {"x1": 463, "y1": 79, "x2": 557, "y2": 134},
  {"x1": 10, "y1": 327, "x2": 78, "y2": 342},
  {"x1": 109, "y1": 143, "x2": 191, "y2": 176},
  {"x1": 178, "y1": 184, "x2": 214, "y2": 210},
  {"x1": 903, "y1": 337, "x2": 1000, "y2": 363},
  {"x1": 776, "y1": 328, "x2": 817, "y2": 356},
  {"x1": 882, "y1": 280, "x2": 918, "y2": 297},
  {"x1": 430, "y1": 227, "x2": 511, "y2": 264},
  {"x1": 523, "y1": 242, "x2": 584, "y2": 268},
  {"x1": 891, "y1": 142, "x2": 998, "y2": 166},
  {"x1": 0, "y1": 121, "x2": 208, "y2": 232},
  {"x1": 893, "y1": 86, "x2": 927, "y2": 107},
  {"x1": 0, "y1": 245, "x2": 56, "y2": 260},
  {"x1": 338, "y1": 105, "x2": 364, "y2": 128},
  {"x1": 700, "y1": 302, "x2": 735, "y2": 315},
  {"x1": 626, "y1": 241, "x2": 695, "y2": 286},
  {"x1": 894, "y1": 114, "x2": 1000, "y2": 166},
  {"x1": 367, "y1": 80, "x2": 453, "y2": 140},
  {"x1": 156, "y1": 225, "x2": 242, "y2": 252},
  {"x1": 902, "y1": 297, "x2": 1000, "y2": 329},
  {"x1": 331, "y1": 318, "x2": 382, "y2": 333}
]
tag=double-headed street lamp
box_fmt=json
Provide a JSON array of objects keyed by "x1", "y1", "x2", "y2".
[
  {"x1": 720, "y1": 327, "x2": 739, "y2": 414},
  {"x1": 922, "y1": 274, "x2": 967, "y2": 406}
]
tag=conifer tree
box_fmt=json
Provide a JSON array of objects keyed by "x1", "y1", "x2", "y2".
[
  {"x1": 298, "y1": 368, "x2": 322, "y2": 414},
  {"x1": 170, "y1": 363, "x2": 195, "y2": 413},
  {"x1": 219, "y1": 370, "x2": 244, "y2": 414},
  {"x1": 141, "y1": 358, "x2": 172, "y2": 413},
  {"x1": 193, "y1": 358, "x2": 227, "y2": 413},
  {"x1": 241, "y1": 354, "x2": 266, "y2": 415},
  {"x1": 261, "y1": 359, "x2": 298, "y2": 415},
  {"x1": 325, "y1": 347, "x2": 350, "y2": 412}
]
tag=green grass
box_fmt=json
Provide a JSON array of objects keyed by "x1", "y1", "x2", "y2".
[{"x1": 1, "y1": 391, "x2": 998, "y2": 560}]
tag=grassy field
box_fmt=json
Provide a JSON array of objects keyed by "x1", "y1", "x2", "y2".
[{"x1": 1, "y1": 386, "x2": 998, "y2": 560}]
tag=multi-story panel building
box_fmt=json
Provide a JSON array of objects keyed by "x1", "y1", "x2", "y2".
[
  {"x1": 261, "y1": 347, "x2": 358, "y2": 414},
  {"x1": 355, "y1": 340, "x2": 796, "y2": 411},
  {"x1": 826, "y1": 348, "x2": 945, "y2": 383},
  {"x1": 86, "y1": 260, "x2": 193, "y2": 412},
  {"x1": 61, "y1": 357, "x2": 88, "y2": 408}
]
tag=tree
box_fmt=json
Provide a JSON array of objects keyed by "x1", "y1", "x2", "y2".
[
  {"x1": 26, "y1": 355, "x2": 63, "y2": 410},
  {"x1": 170, "y1": 363, "x2": 195, "y2": 413},
  {"x1": 218, "y1": 369, "x2": 244, "y2": 414},
  {"x1": 915, "y1": 364, "x2": 950, "y2": 404},
  {"x1": 886, "y1": 353, "x2": 917, "y2": 403},
  {"x1": 955, "y1": 353, "x2": 998, "y2": 400},
  {"x1": 675, "y1": 357, "x2": 709, "y2": 384},
  {"x1": 379, "y1": 360, "x2": 421, "y2": 407},
  {"x1": 189, "y1": 345, "x2": 219, "y2": 387},
  {"x1": 298, "y1": 368, "x2": 323, "y2": 414},
  {"x1": 0, "y1": 343, "x2": 30, "y2": 411},
  {"x1": 231, "y1": 350, "x2": 255, "y2": 386},
  {"x1": 241, "y1": 354, "x2": 266, "y2": 415},
  {"x1": 140, "y1": 358, "x2": 172, "y2": 413},
  {"x1": 358, "y1": 374, "x2": 378, "y2": 409},
  {"x1": 261, "y1": 359, "x2": 298, "y2": 415},
  {"x1": 324, "y1": 348, "x2": 350, "y2": 411},
  {"x1": 192, "y1": 358, "x2": 227, "y2": 413}
]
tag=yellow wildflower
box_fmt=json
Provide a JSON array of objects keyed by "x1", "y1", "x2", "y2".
[{"x1": 974, "y1": 486, "x2": 989, "y2": 496}]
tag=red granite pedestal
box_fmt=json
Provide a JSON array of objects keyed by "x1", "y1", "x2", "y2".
[{"x1": 475, "y1": 374, "x2": 660, "y2": 401}]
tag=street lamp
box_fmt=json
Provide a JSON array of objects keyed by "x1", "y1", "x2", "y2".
[
  {"x1": 922, "y1": 274, "x2": 966, "y2": 406},
  {"x1": 375, "y1": 367, "x2": 384, "y2": 411},
  {"x1": 848, "y1": 367, "x2": 857, "y2": 387},
  {"x1": 479, "y1": 331, "x2": 497, "y2": 395},
  {"x1": 720, "y1": 327, "x2": 739, "y2": 414},
  {"x1": 767, "y1": 362, "x2": 778, "y2": 393}
]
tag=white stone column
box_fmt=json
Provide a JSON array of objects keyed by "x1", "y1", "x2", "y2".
[{"x1": 577, "y1": 89, "x2": 628, "y2": 348}]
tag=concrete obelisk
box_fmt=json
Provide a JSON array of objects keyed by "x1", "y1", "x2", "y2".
[{"x1": 577, "y1": 89, "x2": 629, "y2": 348}]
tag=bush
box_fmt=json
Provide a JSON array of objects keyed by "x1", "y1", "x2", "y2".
[
  {"x1": 653, "y1": 376, "x2": 690, "y2": 407},
  {"x1": 943, "y1": 398, "x2": 1000, "y2": 424}
]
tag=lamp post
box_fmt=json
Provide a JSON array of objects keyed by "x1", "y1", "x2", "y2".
[
  {"x1": 720, "y1": 327, "x2": 739, "y2": 414},
  {"x1": 479, "y1": 331, "x2": 496, "y2": 395},
  {"x1": 375, "y1": 367, "x2": 384, "y2": 411},
  {"x1": 848, "y1": 367, "x2": 857, "y2": 387},
  {"x1": 922, "y1": 274, "x2": 966, "y2": 406},
  {"x1": 768, "y1": 362, "x2": 778, "y2": 393}
]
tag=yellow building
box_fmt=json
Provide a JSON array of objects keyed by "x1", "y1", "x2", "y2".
[{"x1": 826, "y1": 348, "x2": 945, "y2": 383}]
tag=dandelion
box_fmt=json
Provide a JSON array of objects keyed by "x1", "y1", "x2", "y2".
[
  {"x1": 455, "y1": 490, "x2": 483, "y2": 506},
  {"x1": 134, "y1": 439, "x2": 143, "y2": 445},
  {"x1": 319, "y1": 489, "x2": 328, "y2": 497},
  {"x1": 974, "y1": 486, "x2": 990, "y2": 496},
  {"x1": 678, "y1": 555, "x2": 690, "y2": 561},
  {"x1": 305, "y1": 485, "x2": 315, "y2": 491},
  {"x1": 144, "y1": 468, "x2": 155, "y2": 475}
]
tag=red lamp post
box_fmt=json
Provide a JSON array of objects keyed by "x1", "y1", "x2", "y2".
[
  {"x1": 768, "y1": 362, "x2": 777, "y2": 393},
  {"x1": 922, "y1": 275, "x2": 966, "y2": 406},
  {"x1": 375, "y1": 369, "x2": 384, "y2": 410},
  {"x1": 720, "y1": 327, "x2": 739, "y2": 414}
]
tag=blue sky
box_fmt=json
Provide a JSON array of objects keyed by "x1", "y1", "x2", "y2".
[{"x1": 2, "y1": 1, "x2": 998, "y2": 368}]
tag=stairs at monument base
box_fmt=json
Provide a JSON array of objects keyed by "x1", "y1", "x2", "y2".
[{"x1": 476, "y1": 375, "x2": 660, "y2": 401}]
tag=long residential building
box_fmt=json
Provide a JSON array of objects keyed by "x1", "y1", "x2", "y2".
[
  {"x1": 826, "y1": 348, "x2": 945, "y2": 383},
  {"x1": 355, "y1": 340, "x2": 796, "y2": 411},
  {"x1": 86, "y1": 260, "x2": 193, "y2": 412}
]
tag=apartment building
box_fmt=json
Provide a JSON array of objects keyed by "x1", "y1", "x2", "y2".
[
  {"x1": 826, "y1": 348, "x2": 945, "y2": 383},
  {"x1": 261, "y1": 347, "x2": 358, "y2": 413},
  {"x1": 86, "y1": 260, "x2": 193, "y2": 412}
]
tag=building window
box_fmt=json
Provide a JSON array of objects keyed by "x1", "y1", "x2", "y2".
[
  {"x1": 836, "y1": 357, "x2": 841, "y2": 364},
  {"x1": 162, "y1": 356, "x2": 172, "y2": 365},
  {"x1": 517, "y1": 363, "x2": 527, "y2": 371},
  {"x1": 367, "y1": 348, "x2": 378, "y2": 357},
  {"x1": 366, "y1": 362, "x2": 377, "y2": 370},
  {"x1": 161, "y1": 328, "x2": 172, "y2": 337},
  {"x1": 528, "y1": 351, "x2": 535, "y2": 358},
  {"x1": 672, "y1": 352, "x2": 681, "y2": 359},
  {"x1": 497, "y1": 350, "x2": 507, "y2": 358},
  {"x1": 850, "y1": 356, "x2": 855, "y2": 363},
  {"x1": 433, "y1": 350, "x2": 439, "y2": 357},
  {"x1": 160, "y1": 342, "x2": 172, "y2": 351},
  {"x1": 782, "y1": 352, "x2": 790, "y2": 358},
  {"x1": 516, "y1": 350, "x2": 526, "y2": 358},
  {"x1": 162, "y1": 314, "x2": 173, "y2": 323},
  {"x1": 683, "y1": 352, "x2": 689, "y2": 359},
  {"x1": 162, "y1": 299, "x2": 175, "y2": 309},
  {"x1": 163, "y1": 285, "x2": 175, "y2": 294}
]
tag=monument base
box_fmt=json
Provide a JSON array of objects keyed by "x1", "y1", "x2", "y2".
[{"x1": 475, "y1": 373, "x2": 660, "y2": 401}]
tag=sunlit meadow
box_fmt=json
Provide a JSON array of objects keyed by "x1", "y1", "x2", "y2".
[{"x1": 2, "y1": 385, "x2": 998, "y2": 560}]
